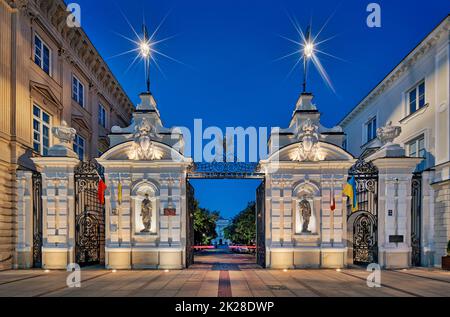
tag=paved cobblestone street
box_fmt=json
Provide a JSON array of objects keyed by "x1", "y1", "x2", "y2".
[{"x1": 0, "y1": 250, "x2": 449, "y2": 297}]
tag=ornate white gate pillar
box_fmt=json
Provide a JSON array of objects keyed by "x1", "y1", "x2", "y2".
[
  {"x1": 367, "y1": 123, "x2": 422, "y2": 268},
  {"x1": 98, "y1": 92, "x2": 192, "y2": 270},
  {"x1": 15, "y1": 170, "x2": 34, "y2": 268},
  {"x1": 32, "y1": 122, "x2": 79, "y2": 269}
]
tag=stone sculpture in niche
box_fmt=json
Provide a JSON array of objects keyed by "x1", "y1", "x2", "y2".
[
  {"x1": 140, "y1": 194, "x2": 152, "y2": 233},
  {"x1": 299, "y1": 199, "x2": 312, "y2": 233}
]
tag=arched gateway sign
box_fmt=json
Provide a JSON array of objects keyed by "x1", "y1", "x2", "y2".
[{"x1": 27, "y1": 91, "x2": 423, "y2": 270}]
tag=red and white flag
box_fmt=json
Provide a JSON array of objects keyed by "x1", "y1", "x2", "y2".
[
  {"x1": 95, "y1": 170, "x2": 107, "y2": 205},
  {"x1": 97, "y1": 179, "x2": 107, "y2": 205},
  {"x1": 330, "y1": 181, "x2": 336, "y2": 212}
]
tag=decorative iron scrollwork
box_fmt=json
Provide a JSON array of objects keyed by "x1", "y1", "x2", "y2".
[
  {"x1": 32, "y1": 172, "x2": 43, "y2": 268},
  {"x1": 74, "y1": 160, "x2": 105, "y2": 266},
  {"x1": 348, "y1": 157, "x2": 379, "y2": 265},
  {"x1": 75, "y1": 211, "x2": 101, "y2": 264},
  {"x1": 353, "y1": 213, "x2": 378, "y2": 264},
  {"x1": 411, "y1": 174, "x2": 422, "y2": 266},
  {"x1": 75, "y1": 160, "x2": 104, "y2": 175},
  {"x1": 192, "y1": 161, "x2": 259, "y2": 174},
  {"x1": 349, "y1": 157, "x2": 378, "y2": 176}
]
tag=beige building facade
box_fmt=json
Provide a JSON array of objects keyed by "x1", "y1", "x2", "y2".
[
  {"x1": 340, "y1": 15, "x2": 450, "y2": 266},
  {"x1": 2, "y1": 1, "x2": 446, "y2": 271},
  {"x1": 0, "y1": 0, "x2": 133, "y2": 270}
]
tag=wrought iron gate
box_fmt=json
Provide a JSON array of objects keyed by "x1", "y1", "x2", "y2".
[
  {"x1": 186, "y1": 181, "x2": 195, "y2": 267},
  {"x1": 347, "y1": 158, "x2": 379, "y2": 265},
  {"x1": 74, "y1": 161, "x2": 105, "y2": 266},
  {"x1": 411, "y1": 173, "x2": 422, "y2": 266},
  {"x1": 32, "y1": 172, "x2": 43, "y2": 268},
  {"x1": 256, "y1": 181, "x2": 266, "y2": 267}
]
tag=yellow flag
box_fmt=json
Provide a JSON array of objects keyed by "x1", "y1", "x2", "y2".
[{"x1": 118, "y1": 181, "x2": 122, "y2": 205}]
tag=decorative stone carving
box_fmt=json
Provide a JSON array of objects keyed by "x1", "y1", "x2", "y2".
[
  {"x1": 47, "y1": 121, "x2": 78, "y2": 158},
  {"x1": 52, "y1": 120, "x2": 76, "y2": 146},
  {"x1": 140, "y1": 194, "x2": 152, "y2": 233},
  {"x1": 292, "y1": 119, "x2": 325, "y2": 161},
  {"x1": 376, "y1": 121, "x2": 401, "y2": 147},
  {"x1": 299, "y1": 199, "x2": 312, "y2": 234},
  {"x1": 128, "y1": 118, "x2": 163, "y2": 160}
]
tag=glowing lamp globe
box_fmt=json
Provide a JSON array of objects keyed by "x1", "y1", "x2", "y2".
[
  {"x1": 140, "y1": 41, "x2": 151, "y2": 58},
  {"x1": 304, "y1": 42, "x2": 314, "y2": 58}
]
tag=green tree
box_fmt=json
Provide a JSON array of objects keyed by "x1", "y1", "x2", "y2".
[
  {"x1": 193, "y1": 200, "x2": 219, "y2": 245},
  {"x1": 224, "y1": 202, "x2": 256, "y2": 245}
]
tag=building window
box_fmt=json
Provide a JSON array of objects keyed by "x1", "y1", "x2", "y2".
[
  {"x1": 98, "y1": 104, "x2": 107, "y2": 128},
  {"x1": 408, "y1": 81, "x2": 426, "y2": 115},
  {"x1": 72, "y1": 75, "x2": 85, "y2": 107},
  {"x1": 32, "y1": 104, "x2": 51, "y2": 155},
  {"x1": 342, "y1": 139, "x2": 347, "y2": 151},
  {"x1": 34, "y1": 34, "x2": 51, "y2": 75},
  {"x1": 407, "y1": 135, "x2": 426, "y2": 171},
  {"x1": 365, "y1": 117, "x2": 377, "y2": 143},
  {"x1": 73, "y1": 134, "x2": 86, "y2": 160},
  {"x1": 407, "y1": 135, "x2": 426, "y2": 158}
]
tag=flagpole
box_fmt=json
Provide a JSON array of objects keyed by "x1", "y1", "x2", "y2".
[
  {"x1": 118, "y1": 173, "x2": 122, "y2": 247},
  {"x1": 143, "y1": 24, "x2": 151, "y2": 93},
  {"x1": 302, "y1": 25, "x2": 312, "y2": 93},
  {"x1": 330, "y1": 177, "x2": 334, "y2": 247}
]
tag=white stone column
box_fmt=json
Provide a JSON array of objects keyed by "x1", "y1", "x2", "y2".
[
  {"x1": 160, "y1": 175, "x2": 183, "y2": 247},
  {"x1": 32, "y1": 158, "x2": 79, "y2": 269},
  {"x1": 368, "y1": 154, "x2": 421, "y2": 268},
  {"x1": 15, "y1": 170, "x2": 33, "y2": 268},
  {"x1": 421, "y1": 170, "x2": 436, "y2": 267},
  {"x1": 104, "y1": 172, "x2": 132, "y2": 269},
  {"x1": 32, "y1": 121, "x2": 79, "y2": 269},
  {"x1": 320, "y1": 174, "x2": 347, "y2": 268},
  {"x1": 430, "y1": 162, "x2": 450, "y2": 266},
  {"x1": 159, "y1": 178, "x2": 170, "y2": 246}
]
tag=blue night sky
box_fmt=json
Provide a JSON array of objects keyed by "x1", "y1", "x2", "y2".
[{"x1": 77, "y1": 0, "x2": 449, "y2": 219}]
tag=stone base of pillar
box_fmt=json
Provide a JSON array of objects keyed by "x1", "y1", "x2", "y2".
[
  {"x1": 106, "y1": 247, "x2": 184, "y2": 269},
  {"x1": 15, "y1": 249, "x2": 32, "y2": 269},
  {"x1": 321, "y1": 248, "x2": 346, "y2": 268},
  {"x1": 131, "y1": 249, "x2": 159, "y2": 269},
  {"x1": 42, "y1": 248, "x2": 71, "y2": 269},
  {"x1": 106, "y1": 248, "x2": 132, "y2": 269},
  {"x1": 379, "y1": 248, "x2": 410, "y2": 269},
  {"x1": 269, "y1": 249, "x2": 294, "y2": 269},
  {"x1": 158, "y1": 249, "x2": 183, "y2": 270},
  {"x1": 422, "y1": 249, "x2": 435, "y2": 267},
  {"x1": 270, "y1": 247, "x2": 347, "y2": 269},
  {"x1": 294, "y1": 248, "x2": 320, "y2": 268}
]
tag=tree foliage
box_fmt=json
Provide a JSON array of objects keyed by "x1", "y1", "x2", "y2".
[
  {"x1": 193, "y1": 199, "x2": 219, "y2": 245},
  {"x1": 224, "y1": 202, "x2": 256, "y2": 245}
]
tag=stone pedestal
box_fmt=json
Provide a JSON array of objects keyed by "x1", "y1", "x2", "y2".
[
  {"x1": 15, "y1": 170, "x2": 34, "y2": 269},
  {"x1": 367, "y1": 147, "x2": 422, "y2": 269},
  {"x1": 31, "y1": 157, "x2": 79, "y2": 269},
  {"x1": 98, "y1": 93, "x2": 191, "y2": 270}
]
